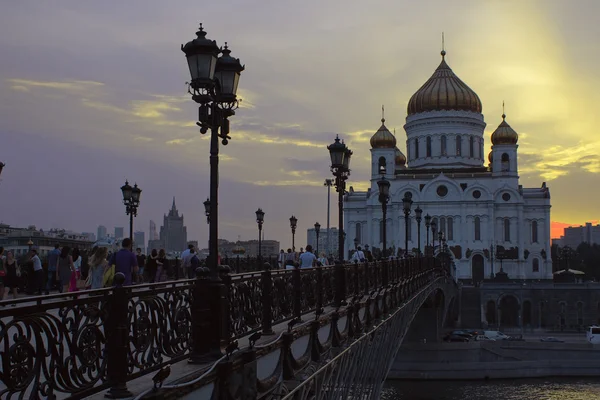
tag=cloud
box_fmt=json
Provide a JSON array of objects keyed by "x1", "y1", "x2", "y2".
[{"x1": 8, "y1": 78, "x2": 104, "y2": 92}]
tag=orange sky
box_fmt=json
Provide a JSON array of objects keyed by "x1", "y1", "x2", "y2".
[{"x1": 551, "y1": 221, "x2": 599, "y2": 239}]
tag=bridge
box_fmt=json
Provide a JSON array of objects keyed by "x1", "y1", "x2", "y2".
[{"x1": 0, "y1": 256, "x2": 457, "y2": 399}]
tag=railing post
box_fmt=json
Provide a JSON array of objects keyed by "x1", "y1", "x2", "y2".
[
  {"x1": 293, "y1": 267, "x2": 302, "y2": 319},
  {"x1": 354, "y1": 261, "x2": 360, "y2": 296},
  {"x1": 261, "y1": 263, "x2": 274, "y2": 335},
  {"x1": 189, "y1": 266, "x2": 211, "y2": 363},
  {"x1": 334, "y1": 261, "x2": 346, "y2": 307},
  {"x1": 105, "y1": 273, "x2": 132, "y2": 399},
  {"x1": 364, "y1": 261, "x2": 370, "y2": 296},
  {"x1": 236, "y1": 255, "x2": 240, "y2": 273}
]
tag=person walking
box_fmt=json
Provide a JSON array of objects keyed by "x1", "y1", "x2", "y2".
[
  {"x1": 155, "y1": 249, "x2": 168, "y2": 282},
  {"x1": 278, "y1": 249, "x2": 285, "y2": 269},
  {"x1": 298, "y1": 245, "x2": 317, "y2": 269},
  {"x1": 135, "y1": 248, "x2": 146, "y2": 283},
  {"x1": 182, "y1": 245, "x2": 195, "y2": 279},
  {"x1": 88, "y1": 247, "x2": 108, "y2": 289},
  {"x1": 146, "y1": 249, "x2": 158, "y2": 283},
  {"x1": 3, "y1": 251, "x2": 19, "y2": 303},
  {"x1": 110, "y1": 238, "x2": 138, "y2": 286},
  {"x1": 318, "y1": 252, "x2": 329, "y2": 266},
  {"x1": 284, "y1": 248, "x2": 296, "y2": 270},
  {"x1": 57, "y1": 247, "x2": 74, "y2": 294},
  {"x1": 45, "y1": 244, "x2": 60, "y2": 294},
  {"x1": 69, "y1": 248, "x2": 82, "y2": 292},
  {"x1": 30, "y1": 247, "x2": 44, "y2": 295},
  {"x1": 351, "y1": 246, "x2": 366, "y2": 263}
]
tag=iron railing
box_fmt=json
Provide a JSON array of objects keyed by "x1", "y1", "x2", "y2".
[{"x1": 0, "y1": 257, "x2": 447, "y2": 399}]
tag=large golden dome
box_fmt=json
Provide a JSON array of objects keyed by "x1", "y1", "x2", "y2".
[
  {"x1": 370, "y1": 118, "x2": 397, "y2": 149},
  {"x1": 491, "y1": 114, "x2": 518, "y2": 145},
  {"x1": 407, "y1": 51, "x2": 482, "y2": 116}
]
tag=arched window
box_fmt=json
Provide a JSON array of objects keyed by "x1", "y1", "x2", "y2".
[
  {"x1": 504, "y1": 218, "x2": 511, "y2": 242},
  {"x1": 474, "y1": 217, "x2": 481, "y2": 241},
  {"x1": 501, "y1": 153, "x2": 510, "y2": 171},
  {"x1": 355, "y1": 223, "x2": 362, "y2": 245},
  {"x1": 456, "y1": 135, "x2": 462, "y2": 155},
  {"x1": 415, "y1": 138, "x2": 419, "y2": 158},
  {"x1": 469, "y1": 136, "x2": 474, "y2": 157},
  {"x1": 532, "y1": 258, "x2": 539, "y2": 272},
  {"x1": 441, "y1": 135, "x2": 447, "y2": 155},
  {"x1": 426, "y1": 136, "x2": 432, "y2": 157},
  {"x1": 378, "y1": 156, "x2": 386, "y2": 174},
  {"x1": 531, "y1": 221, "x2": 538, "y2": 243},
  {"x1": 447, "y1": 217, "x2": 454, "y2": 241},
  {"x1": 440, "y1": 217, "x2": 446, "y2": 239}
]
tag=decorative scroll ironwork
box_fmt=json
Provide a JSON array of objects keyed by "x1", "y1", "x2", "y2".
[
  {"x1": 271, "y1": 270, "x2": 295, "y2": 323},
  {"x1": 126, "y1": 282, "x2": 193, "y2": 377},
  {"x1": 229, "y1": 272, "x2": 263, "y2": 339},
  {"x1": 299, "y1": 269, "x2": 318, "y2": 314},
  {"x1": 0, "y1": 293, "x2": 111, "y2": 399},
  {"x1": 322, "y1": 267, "x2": 335, "y2": 305}
]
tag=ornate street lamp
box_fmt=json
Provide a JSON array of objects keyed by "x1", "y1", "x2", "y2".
[
  {"x1": 438, "y1": 231, "x2": 444, "y2": 254},
  {"x1": 203, "y1": 198, "x2": 211, "y2": 224},
  {"x1": 121, "y1": 180, "x2": 141, "y2": 244},
  {"x1": 402, "y1": 193, "x2": 413, "y2": 257},
  {"x1": 327, "y1": 135, "x2": 352, "y2": 261},
  {"x1": 290, "y1": 215, "x2": 298, "y2": 252},
  {"x1": 424, "y1": 214, "x2": 431, "y2": 255},
  {"x1": 314, "y1": 222, "x2": 321, "y2": 255},
  {"x1": 0, "y1": 162, "x2": 5, "y2": 178},
  {"x1": 255, "y1": 208, "x2": 265, "y2": 260},
  {"x1": 415, "y1": 206, "x2": 423, "y2": 255},
  {"x1": 324, "y1": 179, "x2": 333, "y2": 256},
  {"x1": 377, "y1": 176, "x2": 391, "y2": 258},
  {"x1": 182, "y1": 23, "x2": 244, "y2": 279},
  {"x1": 431, "y1": 219, "x2": 437, "y2": 256}
]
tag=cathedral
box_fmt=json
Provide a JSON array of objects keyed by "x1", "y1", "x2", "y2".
[{"x1": 344, "y1": 50, "x2": 552, "y2": 281}]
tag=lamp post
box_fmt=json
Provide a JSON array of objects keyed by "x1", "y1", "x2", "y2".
[
  {"x1": 256, "y1": 208, "x2": 264, "y2": 260},
  {"x1": 324, "y1": 179, "x2": 333, "y2": 256},
  {"x1": 290, "y1": 215, "x2": 297, "y2": 252},
  {"x1": 121, "y1": 180, "x2": 141, "y2": 244},
  {"x1": 415, "y1": 206, "x2": 423, "y2": 255},
  {"x1": 0, "y1": 162, "x2": 5, "y2": 179},
  {"x1": 353, "y1": 237, "x2": 359, "y2": 250},
  {"x1": 438, "y1": 231, "x2": 444, "y2": 254},
  {"x1": 425, "y1": 214, "x2": 431, "y2": 255},
  {"x1": 377, "y1": 176, "x2": 390, "y2": 258},
  {"x1": 314, "y1": 222, "x2": 321, "y2": 255},
  {"x1": 328, "y1": 135, "x2": 352, "y2": 262},
  {"x1": 431, "y1": 220, "x2": 437, "y2": 256},
  {"x1": 203, "y1": 198, "x2": 210, "y2": 224},
  {"x1": 402, "y1": 193, "x2": 413, "y2": 257},
  {"x1": 182, "y1": 23, "x2": 244, "y2": 279}
]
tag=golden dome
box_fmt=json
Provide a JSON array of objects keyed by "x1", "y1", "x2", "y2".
[
  {"x1": 395, "y1": 147, "x2": 406, "y2": 165},
  {"x1": 407, "y1": 51, "x2": 482, "y2": 116},
  {"x1": 491, "y1": 114, "x2": 518, "y2": 145},
  {"x1": 488, "y1": 151, "x2": 493, "y2": 164},
  {"x1": 370, "y1": 118, "x2": 397, "y2": 149}
]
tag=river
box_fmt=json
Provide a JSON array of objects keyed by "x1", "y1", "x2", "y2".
[{"x1": 381, "y1": 378, "x2": 600, "y2": 400}]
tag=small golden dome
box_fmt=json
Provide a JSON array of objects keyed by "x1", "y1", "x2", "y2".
[
  {"x1": 395, "y1": 147, "x2": 406, "y2": 165},
  {"x1": 370, "y1": 118, "x2": 397, "y2": 149},
  {"x1": 491, "y1": 114, "x2": 518, "y2": 145},
  {"x1": 488, "y1": 151, "x2": 493, "y2": 164},
  {"x1": 407, "y1": 51, "x2": 482, "y2": 116}
]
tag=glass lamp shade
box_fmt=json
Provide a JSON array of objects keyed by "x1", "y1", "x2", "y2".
[
  {"x1": 342, "y1": 147, "x2": 353, "y2": 172},
  {"x1": 203, "y1": 198, "x2": 211, "y2": 216},
  {"x1": 377, "y1": 177, "x2": 390, "y2": 198},
  {"x1": 424, "y1": 214, "x2": 432, "y2": 226},
  {"x1": 289, "y1": 215, "x2": 298, "y2": 229},
  {"x1": 255, "y1": 208, "x2": 265, "y2": 224},
  {"x1": 314, "y1": 222, "x2": 321, "y2": 234},
  {"x1": 214, "y1": 45, "x2": 244, "y2": 101},
  {"x1": 181, "y1": 24, "x2": 220, "y2": 88},
  {"x1": 415, "y1": 206, "x2": 423, "y2": 221},
  {"x1": 402, "y1": 194, "x2": 413, "y2": 213},
  {"x1": 121, "y1": 181, "x2": 133, "y2": 202},
  {"x1": 131, "y1": 184, "x2": 142, "y2": 204},
  {"x1": 327, "y1": 135, "x2": 346, "y2": 169}
]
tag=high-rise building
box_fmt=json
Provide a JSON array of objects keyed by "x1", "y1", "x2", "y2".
[
  {"x1": 82, "y1": 232, "x2": 96, "y2": 242},
  {"x1": 148, "y1": 198, "x2": 188, "y2": 254},
  {"x1": 114, "y1": 227, "x2": 124, "y2": 240},
  {"x1": 557, "y1": 223, "x2": 600, "y2": 249},
  {"x1": 134, "y1": 231, "x2": 146, "y2": 253},
  {"x1": 97, "y1": 225, "x2": 107, "y2": 240},
  {"x1": 149, "y1": 220, "x2": 159, "y2": 240},
  {"x1": 307, "y1": 227, "x2": 339, "y2": 257}
]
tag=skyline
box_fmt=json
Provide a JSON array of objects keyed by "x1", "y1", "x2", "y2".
[{"x1": 1, "y1": 1, "x2": 599, "y2": 248}]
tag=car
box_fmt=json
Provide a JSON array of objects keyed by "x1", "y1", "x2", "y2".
[
  {"x1": 540, "y1": 337, "x2": 564, "y2": 343},
  {"x1": 474, "y1": 335, "x2": 496, "y2": 341},
  {"x1": 451, "y1": 330, "x2": 474, "y2": 338},
  {"x1": 444, "y1": 334, "x2": 470, "y2": 342},
  {"x1": 465, "y1": 329, "x2": 484, "y2": 336}
]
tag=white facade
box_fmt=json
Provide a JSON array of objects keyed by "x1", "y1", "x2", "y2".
[{"x1": 344, "y1": 52, "x2": 552, "y2": 281}]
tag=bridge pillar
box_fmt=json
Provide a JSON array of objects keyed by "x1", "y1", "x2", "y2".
[{"x1": 405, "y1": 305, "x2": 442, "y2": 343}]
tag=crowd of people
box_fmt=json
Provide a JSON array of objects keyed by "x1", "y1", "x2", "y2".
[{"x1": 275, "y1": 244, "x2": 374, "y2": 269}]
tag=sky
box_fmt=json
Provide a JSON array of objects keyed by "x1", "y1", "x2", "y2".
[{"x1": 0, "y1": 0, "x2": 599, "y2": 248}]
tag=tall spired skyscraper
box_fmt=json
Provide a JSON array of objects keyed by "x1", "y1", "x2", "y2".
[{"x1": 158, "y1": 197, "x2": 188, "y2": 253}]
